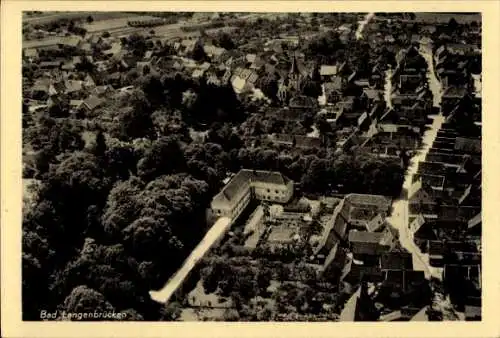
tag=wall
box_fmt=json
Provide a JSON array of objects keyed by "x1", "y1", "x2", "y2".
[{"x1": 253, "y1": 181, "x2": 292, "y2": 203}]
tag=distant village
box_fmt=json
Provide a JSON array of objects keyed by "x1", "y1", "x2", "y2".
[{"x1": 22, "y1": 12, "x2": 481, "y2": 322}]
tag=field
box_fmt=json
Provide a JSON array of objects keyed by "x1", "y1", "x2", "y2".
[
  {"x1": 413, "y1": 13, "x2": 481, "y2": 24},
  {"x1": 82, "y1": 15, "x2": 159, "y2": 33},
  {"x1": 23, "y1": 12, "x2": 138, "y2": 25}
]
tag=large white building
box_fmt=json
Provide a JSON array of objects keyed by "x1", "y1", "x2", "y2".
[{"x1": 211, "y1": 169, "x2": 294, "y2": 220}]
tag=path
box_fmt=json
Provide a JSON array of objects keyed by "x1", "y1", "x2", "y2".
[
  {"x1": 385, "y1": 43, "x2": 444, "y2": 280},
  {"x1": 383, "y1": 67, "x2": 393, "y2": 109},
  {"x1": 355, "y1": 13, "x2": 375, "y2": 40},
  {"x1": 149, "y1": 217, "x2": 232, "y2": 304}
]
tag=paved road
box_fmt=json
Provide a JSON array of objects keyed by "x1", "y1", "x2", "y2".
[
  {"x1": 149, "y1": 217, "x2": 232, "y2": 304},
  {"x1": 385, "y1": 44, "x2": 444, "y2": 281},
  {"x1": 355, "y1": 13, "x2": 375, "y2": 40},
  {"x1": 383, "y1": 68, "x2": 393, "y2": 109}
]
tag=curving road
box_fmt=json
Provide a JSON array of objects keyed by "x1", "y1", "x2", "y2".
[{"x1": 355, "y1": 13, "x2": 375, "y2": 40}]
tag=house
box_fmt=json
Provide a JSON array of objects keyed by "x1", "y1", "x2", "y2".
[
  {"x1": 380, "y1": 252, "x2": 413, "y2": 272},
  {"x1": 409, "y1": 214, "x2": 426, "y2": 238},
  {"x1": 203, "y1": 45, "x2": 227, "y2": 61},
  {"x1": 31, "y1": 78, "x2": 51, "y2": 100},
  {"x1": 464, "y1": 297, "x2": 481, "y2": 321},
  {"x1": 92, "y1": 85, "x2": 113, "y2": 97},
  {"x1": 39, "y1": 61, "x2": 62, "y2": 70},
  {"x1": 103, "y1": 42, "x2": 122, "y2": 57},
  {"x1": 441, "y1": 87, "x2": 468, "y2": 115},
  {"x1": 268, "y1": 134, "x2": 322, "y2": 149},
  {"x1": 454, "y1": 137, "x2": 481, "y2": 154},
  {"x1": 192, "y1": 69, "x2": 205, "y2": 79},
  {"x1": 81, "y1": 95, "x2": 104, "y2": 114},
  {"x1": 211, "y1": 169, "x2": 294, "y2": 220},
  {"x1": 80, "y1": 42, "x2": 92, "y2": 53},
  {"x1": 48, "y1": 81, "x2": 66, "y2": 96},
  {"x1": 348, "y1": 227, "x2": 395, "y2": 257},
  {"x1": 428, "y1": 240, "x2": 445, "y2": 267},
  {"x1": 64, "y1": 80, "x2": 83, "y2": 97},
  {"x1": 365, "y1": 213, "x2": 386, "y2": 232},
  {"x1": 58, "y1": 36, "x2": 82, "y2": 49},
  {"x1": 320, "y1": 65, "x2": 338, "y2": 81},
  {"x1": 83, "y1": 74, "x2": 97, "y2": 89},
  {"x1": 289, "y1": 95, "x2": 318, "y2": 110},
  {"x1": 467, "y1": 212, "x2": 481, "y2": 234},
  {"x1": 69, "y1": 99, "x2": 84, "y2": 111},
  {"x1": 323, "y1": 77, "x2": 344, "y2": 104},
  {"x1": 136, "y1": 61, "x2": 153, "y2": 75},
  {"x1": 23, "y1": 48, "x2": 39, "y2": 61}
]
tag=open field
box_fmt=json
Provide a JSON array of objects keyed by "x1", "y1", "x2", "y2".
[
  {"x1": 23, "y1": 12, "x2": 137, "y2": 25},
  {"x1": 82, "y1": 15, "x2": 159, "y2": 33},
  {"x1": 413, "y1": 13, "x2": 480, "y2": 24}
]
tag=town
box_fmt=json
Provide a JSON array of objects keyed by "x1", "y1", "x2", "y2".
[{"x1": 21, "y1": 12, "x2": 481, "y2": 322}]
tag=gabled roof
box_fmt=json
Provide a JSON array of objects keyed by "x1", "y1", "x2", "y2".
[
  {"x1": 320, "y1": 65, "x2": 337, "y2": 76},
  {"x1": 468, "y1": 212, "x2": 481, "y2": 229},
  {"x1": 348, "y1": 230, "x2": 385, "y2": 244},
  {"x1": 345, "y1": 193, "x2": 392, "y2": 209},
  {"x1": 64, "y1": 80, "x2": 83, "y2": 93},
  {"x1": 60, "y1": 36, "x2": 82, "y2": 47},
  {"x1": 83, "y1": 95, "x2": 104, "y2": 111},
  {"x1": 32, "y1": 78, "x2": 51, "y2": 92},
  {"x1": 69, "y1": 99, "x2": 84, "y2": 108},
  {"x1": 24, "y1": 48, "x2": 38, "y2": 58},
  {"x1": 380, "y1": 252, "x2": 413, "y2": 270},
  {"x1": 213, "y1": 169, "x2": 292, "y2": 206},
  {"x1": 442, "y1": 86, "x2": 467, "y2": 99},
  {"x1": 363, "y1": 88, "x2": 381, "y2": 100},
  {"x1": 365, "y1": 213, "x2": 385, "y2": 232}
]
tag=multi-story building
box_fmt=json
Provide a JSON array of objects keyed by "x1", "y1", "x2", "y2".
[{"x1": 210, "y1": 169, "x2": 294, "y2": 220}]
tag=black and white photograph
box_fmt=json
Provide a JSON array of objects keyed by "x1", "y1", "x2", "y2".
[{"x1": 15, "y1": 8, "x2": 485, "y2": 324}]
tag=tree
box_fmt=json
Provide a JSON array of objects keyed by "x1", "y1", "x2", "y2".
[
  {"x1": 215, "y1": 32, "x2": 235, "y2": 50},
  {"x1": 104, "y1": 138, "x2": 137, "y2": 181},
  {"x1": 141, "y1": 75, "x2": 164, "y2": 108},
  {"x1": 113, "y1": 90, "x2": 155, "y2": 141},
  {"x1": 122, "y1": 216, "x2": 179, "y2": 260},
  {"x1": 137, "y1": 136, "x2": 186, "y2": 181},
  {"x1": 102, "y1": 177, "x2": 144, "y2": 237},
  {"x1": 92, "y1": 129, "x2": 107, "y2": 158},
  {"x1": 256, "y1": 268, "x2": 273, "y2": 293},
  {"x1": 63, "y1": 285, "x2": 115, "y2": 316},
  {"x1": 86, "y1": 15, "x2": 94, "y2": 24},
  {"x1": 192, "y1": 41, "x2": 208, "y2": 62},
  {"x1": 162, "y1": 302, "x2": 182, "y2": 321}
]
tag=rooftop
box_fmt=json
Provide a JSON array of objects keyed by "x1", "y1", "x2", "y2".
[{"x1": 213, "y1": 169, "x2": 291, "y2": 206}]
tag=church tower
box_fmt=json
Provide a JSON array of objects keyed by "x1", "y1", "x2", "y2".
[{"x1": 289, "y1": 51, "x2": 303, "y2": 92}]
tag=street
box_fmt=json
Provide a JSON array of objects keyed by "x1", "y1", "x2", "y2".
[{"x1": 385, "y1": 44, "x2": 444, "y2": 281}]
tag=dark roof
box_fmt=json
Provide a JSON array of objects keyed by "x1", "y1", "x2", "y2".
[
  {"x1": 213, "y1": 169, "x2": 291, "y2": 205},
  {"x1": 271, "y1": 134, "x2": 322, "y2": 149},
  {"x1": 289, "y1": 95, "x2": 318, "y2": 109},
  {"x1": 32, "y1": 78, "x2": 51, "y2": 92},
  {"x1": 324, "y1": 77, "x2": 343, "y2": 92},
  {"x1": 442, "y1": 86, "x2": 467, "y2": 99},
  {"x1": 83, "y1": 95, "x2": 104, "y2": 110},
  {"x1": 289, "y1": 51, "x2": 308, "y2": 77},
  {"x1": 363, "y1": 88, "x2": 382, "y2": 100},
  {"x1": 380, "y1": 252, "x2": 413, "y2": 270},
  {"x1": 345, "y1": 194, "x2": 392, "y2": 209},
  {"x1": 265, "y1": 107, "x2": 306, "y2": 122},
  {"x1": 468, "y1": 213, "x2": 481, "y2": 229},
  {"x1": 349, "y1": 230, "x2": 383, "y2": 244},
  {"x1": 365, "y1": 213, "x2": 386, "y2": 232}
]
